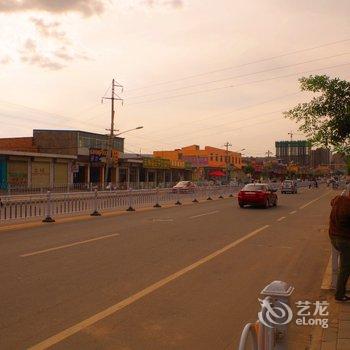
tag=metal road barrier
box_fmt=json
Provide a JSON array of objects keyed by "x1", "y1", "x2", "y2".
[
  {"x1": 238, "y1": 281, "x2": 294, "y2": 350},
  {"x1": 0, "y1": 185, "x2": 240, "y2": 222}
]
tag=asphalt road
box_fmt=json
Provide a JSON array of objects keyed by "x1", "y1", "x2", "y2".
[{"x1": 0, "y1": 185, "x2": 336, "y2": 349}]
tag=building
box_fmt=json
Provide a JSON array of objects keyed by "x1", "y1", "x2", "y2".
[
  {"x1": 0, "y1": 149, "x2": 76, "y2": 190},
  {"x1": 0, "y1": 137, "x2": 38, "y2": 152},
  {"x1": 310, "y1": 148, "x2": 331, "y2": 168},
  {"x1": 154, "y1": 145, "x2": 242, "y2": 180},
  {"x1": 275, "y1": 140, "x2": 311, "y2": 166},
  {"x1": 32, "y1": 130, "x2": 124, "y2": 185},
  {"x1": 331, "y1": 153, "x2": 348, "y2": 174},
  {"x1": 0, "y1": 130, "x2": 125, "y2": 187}
]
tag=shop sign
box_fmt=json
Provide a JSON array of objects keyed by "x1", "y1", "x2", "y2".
[
  {"x1": 170, "y1": 160, "x2": 185, "y2": 169},
  {"x1": 182, "y1": 156, "x2": 208, "y2": 167},
  {"x1": 89, "y1": 148, "x2": 119, "y2": 163},
  {"x1": 143, "y1": 157, "x2": 170, "y2": 169}
]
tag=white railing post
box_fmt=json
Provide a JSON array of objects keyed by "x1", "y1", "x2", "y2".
[
  {"x1": 218, "y1": 185, "x2": 224, "y2": 199},
  {"x1": 238, "y1": 281, "x2": 294, "y2": 350},
  {"x1": 90, "y1": 189, "x2": 101, "y2": 216},
  {"x1": 153, "y1": 187, "x2": 161, "y2": 208},
  {"x1": 207, "y1": 185, "x2": 213, "y2": 200},
  {"x1": 192, "y1": 187, "x2": 199, "y2": 203},
  {"x1": 175, "y1": 188, "x2": 182, "y2": 205},
  {"x1": 126, "y1": 188, "x2": 136, "y2": 211},
  {"x1": 42, "y1": 190, "x2": 55, "y2": 223}
]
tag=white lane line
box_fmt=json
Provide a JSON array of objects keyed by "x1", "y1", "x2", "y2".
[
  {"x1": 277, "y1": 216, "x2": 286, "y2": 222},
  {"x1": 289, "y1": 210, "x2": 297, "y2": 215},
  {"x1": 189, "y1": 210, "x2": 219, "y2": 219},
  {"x1": 27, "y1": 224, "x2": 270, "y2": 350},
  {"x1": 299, "y1": 191, "x2": 332, "y2": 209},
  {"x1": 152, "y1": 218, "x2": 174, "y2": 222},
  {"x1": 20, "y1": 233, "x2": 120, "y2": 258}
]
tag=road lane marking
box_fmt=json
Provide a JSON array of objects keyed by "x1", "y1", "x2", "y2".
[
  {"x1": 299, "y1": 191, "x2": 332, "y2": 209},
  {"x1": 289, "y1": 210, "x2": 297, "y2": 215},
  {"x1": 20, "y1": 233, "x2": 120, "y2": 258},
  {"x1": 189, "y1": 210, "x2": 219, "y2": 219},
  {"x1": 152, "y1": 218, "x2": 174, "y2": 222},
  {"x1": 277, "y1": 216, "x2": 286, "y2": 221},
  {"x1": 27, "y1": 224, "x2": 270, "y2": 350}
]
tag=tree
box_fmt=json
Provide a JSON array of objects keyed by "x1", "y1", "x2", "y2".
[
  {"x1": 242, "y1": 164, "x2": 254, "y2": 175},
  {"x1": 284, "y1": 75, "x2": 350, "y2": 173}
]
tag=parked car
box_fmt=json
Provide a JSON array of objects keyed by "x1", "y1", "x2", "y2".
[
  {"x1": 238, "y1": 183, "x2": 278, "y2": 208},
  {"x1": 172, "y1": 181, "x2": 197, "y2": 193},
  {"x1": 281, "y1": 180, "x2": 297, "y2": 194}
]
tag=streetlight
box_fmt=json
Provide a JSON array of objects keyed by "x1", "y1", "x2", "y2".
[{"x1": 110, "y1": 126, "x2": 144, "y2": 137}]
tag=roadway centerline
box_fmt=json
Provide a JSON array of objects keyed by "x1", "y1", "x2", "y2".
[
  {"x1": 299, "y1": 191, "x2": 332, "y2": 209},
  {"x1": 277, "y1": 216, "x2": 286, "y2": 221},
  {"x1": 189, "y1": 210, "x2": 219, "y2": 219},
  {"x1": 289, "y1": 210, "x2": 297, "y2": 215},
  {"x1": 27, "y1": 224, "x2": 270, "y2": 350},
  {"x1": 20, "y1": 233, "x2": 120, "y2": 258}
]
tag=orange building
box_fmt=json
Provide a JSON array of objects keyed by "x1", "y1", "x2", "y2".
[{"x1": 154, "y1": 145, "x2": 242, "y2": 180}]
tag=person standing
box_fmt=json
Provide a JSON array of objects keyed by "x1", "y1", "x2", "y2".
[{"x1": 329, "y1": 191, "x2": 350, "y2": 301}]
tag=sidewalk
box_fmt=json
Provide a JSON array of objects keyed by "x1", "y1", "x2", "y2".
[
  {"x1": 318, "y1": 257, "x2": 350, "y2": 350},
  {"x1": 318, "y1": 295, "x2": 350, "y2": 350}
]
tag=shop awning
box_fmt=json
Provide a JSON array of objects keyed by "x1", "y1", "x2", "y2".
[{"x1": 208, "y1": 170, "x2": 226, "y2": 177}]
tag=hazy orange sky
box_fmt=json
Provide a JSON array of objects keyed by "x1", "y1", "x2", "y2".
[{"x1": 1, "y1": 0, "x2": 350, "y2": 156}]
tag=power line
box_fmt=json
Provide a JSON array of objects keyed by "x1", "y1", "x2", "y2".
[
  {"x1": 126, "y1": 38, "x2": 350, "y2": 92},
  {"x1": 140, "y1": 91, "x2": 302, "y2": 139},
  {"x1": 125, "y1": 62, "x2": 350, "y2": 106},
  {"x1": 126, "y1": 52, "x2": 350, "y2": 100}
]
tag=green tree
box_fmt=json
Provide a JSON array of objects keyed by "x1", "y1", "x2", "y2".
[
  {"x1": 243, "y1": 164, "x2": 254, "y2": 175},
  {"x1": 284, "y1": 75, "x2": 350, "y2": 173}
]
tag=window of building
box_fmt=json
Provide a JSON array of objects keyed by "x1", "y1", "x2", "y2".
[{"x1": 215, "y1": 156, "x2": 218, "y2": 161}]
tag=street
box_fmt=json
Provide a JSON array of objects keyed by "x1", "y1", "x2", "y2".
[{"x1": 0, "y1": 186, "x2": 335, "y2": 349}]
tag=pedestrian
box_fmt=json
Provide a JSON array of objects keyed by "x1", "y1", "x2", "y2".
[{"x1": 329, "y1": 189, "x2": 350, "y2": 301}]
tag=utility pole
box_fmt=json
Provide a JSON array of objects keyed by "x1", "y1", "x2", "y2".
[
  {"x1": 224, "y1": 142, "x2": 232, "y2": 182},
  {"x1": 266, "y1": 150, "x2": 273, "y2": 159},
  {"x1": 102, "y1": 79, "x2": 123, "y2": 186},
  {"x1": 287, "y1": 131, "x2": 294, "y2": 168}
]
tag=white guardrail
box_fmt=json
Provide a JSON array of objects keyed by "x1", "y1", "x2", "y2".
[
  {"x1": 0, "y1": 185, "x2": 240, "y2": 222},
  {"x1": 239, "y1": 281, "x2": 294, "y2": 350}
]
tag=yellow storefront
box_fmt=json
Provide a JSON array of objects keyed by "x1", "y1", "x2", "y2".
[{"x1": 31, "y1": 158, "x2": 51, "y2": 187}]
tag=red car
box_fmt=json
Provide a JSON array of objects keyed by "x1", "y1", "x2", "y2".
[
  {"x1": 172, "y1": 181, "x2": 196, "y2": 193},
  {"x1": 238, "y1": 183, "x2": 278, "y2": 208}
]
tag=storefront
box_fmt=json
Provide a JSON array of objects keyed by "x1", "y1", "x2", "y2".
[
  {"x1": 31, "y1": 158, "x2": 51, "y2": 187},
  {"x1": 0, "y1": 150, "x2": 76, "y2": 190}
]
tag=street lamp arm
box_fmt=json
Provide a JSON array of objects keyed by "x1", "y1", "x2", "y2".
[{"x1": 115, "y1": 126, "x2": 143, "y2": 136}]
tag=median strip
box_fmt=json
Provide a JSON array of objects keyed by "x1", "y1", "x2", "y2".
[
  {"x1": 27, "y1": 224, "x2": 270, "y2": 350},
  {"x1": 20, "y1": 233, "x2": 120, "y2": 258}
]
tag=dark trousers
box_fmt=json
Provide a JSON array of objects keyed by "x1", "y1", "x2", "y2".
[{"x1": 331, "y1": 236, "x2": 350, "y2": 298}]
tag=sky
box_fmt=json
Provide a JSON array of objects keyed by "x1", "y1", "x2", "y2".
[{"x1": 0, "y1": 0, "x2": 350, "y2": 156}]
